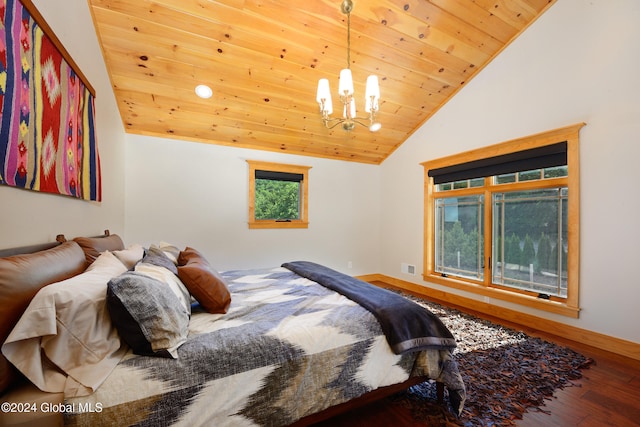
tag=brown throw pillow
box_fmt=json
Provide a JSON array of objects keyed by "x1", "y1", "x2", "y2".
[
  {"x1": 74, "y1": 234, "x2": 125, "y2": 266},
  {"x1": 177, "y1": 247, "x2": 231, "y2": 314}
]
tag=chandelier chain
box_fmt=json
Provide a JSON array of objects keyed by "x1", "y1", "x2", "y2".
[{"x1": 346, "y1": 12, "x2": 351, "y2": 69}]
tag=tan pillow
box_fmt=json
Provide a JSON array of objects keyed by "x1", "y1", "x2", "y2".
[
  {"x1": 0, "y1": 241, "x2": 86, "y2": 394},
  {"x1": 73, "y1": 234, "x2": 125, "y2": 266},
  {"x1": 113, "y1": 244, "x2": 145, "y2": 270},
  {"x1": 177, "y1": 247, "x2": 231, "y2": 314}
]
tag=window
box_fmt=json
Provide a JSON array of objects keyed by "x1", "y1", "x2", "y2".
[
  {"x1": 247, "y1": 160, "x2": 311, "y2": 229},
  {"x1": 422, "y1": 124, "x2": 584, "y2": 317}
]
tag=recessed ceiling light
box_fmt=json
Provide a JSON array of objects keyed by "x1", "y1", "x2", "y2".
[{"x1": 195, "y1": 84, "x2": 213, "y2": 99}]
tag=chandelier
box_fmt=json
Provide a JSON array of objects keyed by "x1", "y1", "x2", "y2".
[{"x1": 316, "y1": 0, "x2": 381, "y2": 132}]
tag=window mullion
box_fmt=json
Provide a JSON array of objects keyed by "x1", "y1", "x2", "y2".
[
  {"x1": 438, "y1": 203, "x2": 444, "y2": 273},
  {"x1": 556, "y1": 188, "x2": 564, "y2": 297},
  {"x1": 483, "y1": 186, "x2": 492, "y2": 287}
]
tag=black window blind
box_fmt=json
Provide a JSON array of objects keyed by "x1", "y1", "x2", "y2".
[
  {"x1": 428, "y1": 141, "x2": 567, "y2": 184},
  {"x1": 255, "y1": 170, "x2": 303, "y2": 182}
]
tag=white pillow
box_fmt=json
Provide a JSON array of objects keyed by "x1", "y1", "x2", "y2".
[
  {"x1": 2, "y1": 251, "x2": 128, "y2": 396},
  {"x1": 112, "y1": 244, "x2": 145, "y2": 270}
]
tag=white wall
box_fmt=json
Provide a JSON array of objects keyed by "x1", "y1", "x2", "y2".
[
  {"x1": 124, "y1": 135, "x2": 381, "y2": 275},
  {"x1": 380, "y1": 0, "x2": 640, "y2": 344},
  {"x1": 4, "y1": 0, "x2": 637, "y2": 347},
  {"x1": 0, "y1": 0, "x2": 126, "y2": 247}
]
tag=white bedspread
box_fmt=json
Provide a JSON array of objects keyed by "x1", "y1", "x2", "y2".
[{"x1": 63, "y1": 267, "x2": 465, "y2": 426}]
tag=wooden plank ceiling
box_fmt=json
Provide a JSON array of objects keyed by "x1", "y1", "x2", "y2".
[{"x1": 88, "y1": 0, "x2": 554, "y2": 164}]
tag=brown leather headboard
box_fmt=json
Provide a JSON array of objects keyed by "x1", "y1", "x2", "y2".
[
  {"x1": 0, "y1": 234, "x2": 66, "y2": 258},
  {"x1": 73, "y1": 230, "x2": 125, "y2": 267},
  {"x1": 0, "y1": 230, "x2": 123, "y2": 395}
]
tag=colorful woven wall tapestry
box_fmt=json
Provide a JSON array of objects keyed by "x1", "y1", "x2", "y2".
[{"x1": 0, "y1": 0, "x2": 101, "y2": 201}]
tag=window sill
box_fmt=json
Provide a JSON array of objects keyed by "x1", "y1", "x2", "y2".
[
  {"x1": 248, "y1": 220, "x2": 309, "y2": 229},
  {"x1": 422, "y1": 273, "x2": 580, "y2": 318}
]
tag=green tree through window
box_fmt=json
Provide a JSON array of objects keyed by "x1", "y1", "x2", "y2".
[{"x1": 255, "y1": 179, "x2": 300, "y2": 220}]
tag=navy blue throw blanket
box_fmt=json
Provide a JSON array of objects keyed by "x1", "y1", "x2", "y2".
[{"x1": 282, "y1": 261, "x2": 457, "y2": 354}]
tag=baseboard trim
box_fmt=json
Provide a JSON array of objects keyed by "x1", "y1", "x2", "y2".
[{"x1": 357, "y1": 273, "x2": 640, "y2": 362}]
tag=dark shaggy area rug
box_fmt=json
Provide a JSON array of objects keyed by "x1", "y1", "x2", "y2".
[{"x1": 390, "y1": 294, "x2": 593, "y2": 426}]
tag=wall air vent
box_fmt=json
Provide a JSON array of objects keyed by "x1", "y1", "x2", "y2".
[{"x1": 401, "y1": 263, "x2": 416, "y2": 275}]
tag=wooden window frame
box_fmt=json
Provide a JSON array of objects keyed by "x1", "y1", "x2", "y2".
[
  {"x1": 422, "y1": 124, "x2": 585, "y2": 318},
  {"x1": 247, "y1": 160, "x2": 311, "y2": 229}
]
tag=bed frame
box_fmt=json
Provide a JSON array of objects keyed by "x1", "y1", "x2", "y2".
[
  {"x1": 293, "y1": 375, "x2": 443, "y2": 426},
  {"x1": 0, "y1": 232, "x2": 445, "y2": 426},
  {"x1": 0, "y1": 235, "x2": 65, "y2": 257},
  {"x1": 0, "y1": 230, "x2": 112, "y2": 257}
]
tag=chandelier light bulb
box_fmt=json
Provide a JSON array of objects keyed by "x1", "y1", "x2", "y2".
[
  {"x1": 316, "y1": 79, "x2": 333, "y2": 115},
  {"x1": 338, "y1": 69, "x2": 354, "y2": 97},
  {"x1": 365, "y1": 75, "x2": 380, "y2": 112}
]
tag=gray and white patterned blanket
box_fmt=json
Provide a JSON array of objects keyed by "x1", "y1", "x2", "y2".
[{"x1": 65, "y1": 267, "x2": 465, "y2": 426}]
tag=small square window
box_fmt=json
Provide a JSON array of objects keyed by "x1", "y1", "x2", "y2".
[{"x1": 247, "y1": 161, "x2": 311, "y2": 229}]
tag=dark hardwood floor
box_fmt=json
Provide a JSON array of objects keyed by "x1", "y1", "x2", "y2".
[{"x1": 312, "y1": 300, "x2": 640, "y2": 427}]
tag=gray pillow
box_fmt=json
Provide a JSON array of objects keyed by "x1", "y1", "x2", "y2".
[
  {"x1": 142, "y1": 246, "x2": 178, "y2": 275},
  {"x1": 106, "y1": 271, "x2": 189, "y2": 358}
]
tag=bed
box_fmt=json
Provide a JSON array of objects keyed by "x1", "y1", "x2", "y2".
[{"x1": 0, "y1": 232, "x2": 465, "y2": 427}]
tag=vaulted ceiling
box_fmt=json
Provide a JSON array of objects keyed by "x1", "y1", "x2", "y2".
[{"x1": 88, "y1": 0, "x2": 554, "y2": 164}]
